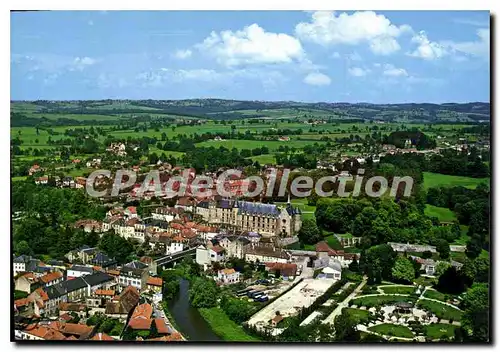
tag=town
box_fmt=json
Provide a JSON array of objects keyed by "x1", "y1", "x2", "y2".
[{"x1": 11, "y1": 9, "x2": 490, "y2": 344}]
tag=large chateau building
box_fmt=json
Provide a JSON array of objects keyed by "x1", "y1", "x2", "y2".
[{"x1": 193, "y1": 199, "x2": 302, "y2": 237}]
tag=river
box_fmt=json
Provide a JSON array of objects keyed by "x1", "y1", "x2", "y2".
[{"x1": 167, "y1": 279, "x2": 221, "y2": 341}]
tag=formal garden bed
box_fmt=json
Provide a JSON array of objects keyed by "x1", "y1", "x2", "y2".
[
  {"x1": 351, "y1": 295, "x2": 418, "y2": 308},
  {"x1": 368, "y1": 323, "x2": 414, "y2": 338},
  {"x1": 424, "y1": 323, "x2": 456, "y2": 340},
  {"x1": 416, "y1": 299, "x2": 462, "y2": 321},
  {"x1": 381, "y1": 286, "x2": 417, "y2": 295}
]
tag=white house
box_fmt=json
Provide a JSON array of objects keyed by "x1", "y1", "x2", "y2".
[
  {"x1": 67, "y1": 265, "x2": 93, "y2": 279},
  {"x1": 166, "y1": 242, "x2": 184, "y2": 255},
  {"x1": 195, "y1": 245, "x2": 211, "y2": 270},
  {"x1": 320, "y1": 265, "x2": 341, "y2": 280},
  {"x1": 217, "y1": 268, "x2": 240, "y2": 285},
  {"x1": 209, "y1": 245, "x2": 225, "y2": 262}
]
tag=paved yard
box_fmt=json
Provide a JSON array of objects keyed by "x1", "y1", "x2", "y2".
[{"x1": 247, "y1": 278, "x2": 336, "y2": 330}]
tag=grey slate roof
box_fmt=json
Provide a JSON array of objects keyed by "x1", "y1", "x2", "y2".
[
  {"x1": 124, "y1": 260, "x2": 148, "y2": 270},
  {"x1": 236, "y1": 201, "x2": 280, "y2": 217},
  {"x1": 83, "y1": 272, "x2": 114, "y2": 287},
  {"x1": 70, "y1": 265, "x2": 94, "y2": 273}
]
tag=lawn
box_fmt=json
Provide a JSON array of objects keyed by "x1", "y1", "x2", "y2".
[
  {"x1": 423, "y1": 289, "x2": 447, "y2": 302},
  {"x1": 380, "y1": 286, "x2": 416, "y2": 295},
  {"x1": 416, "y1": 299, "x2": 462, "y2": 321},
  {"x1": 368, "y1": 324, "x2": 414, "y2": 338},
  {"x1": 424, "y1": 323, "x2": 455, "y2": 339},
  {"x1": 344, "y1": 308, "x2": 373, "y2": 324},
  {"x1": 351, "y1": 295, "x2": 417, "y2": 308},
  {"x1": 424, "y1": 205, "x2": 457, "y2": 222},
  {"x1": 198, "y1": 307, "x2": 260, "y2": 342},
  {"x1": 423, "y1": 172, "x2": 489, "y2": 190}
]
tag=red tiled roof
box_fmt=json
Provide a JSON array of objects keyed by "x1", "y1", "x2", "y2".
[
  {"x1": 170, "y1": 222, "x2": 184, "y2": 230},
  {"x1": 265, "y1": 262, "x2": 297, "y2": 277},
  {"x1": 39, "y1": 271, "x2": 63, "y2": 284},
  {"x1": 219, "y1": 268, "x2": 236, "y2": 275},
  {"x1": 154, "y1": 319, "x2": 171, "y2": 335},
  {"x1": 147, "y1": 332, "x2": 183, "y2": 341},
  {"x1": 24, "y1": 325, "x2": 66, "y2": 340},
  {"x1": 128, "y1": 318, "x2": 152, "y2": 330},
  {"x1": 132, "y1": 303, "x2": 153, "y2": 320},
  {"x1": 211, "y1": 245, "x2": 225, "y2": 254},
  {"x1": 15, "y1": 298, "x2": 30, "y2": 308},
  {"x1": 91, "y1": 332, "x2": 115, "y2": 341},
  {"x1": 147, "y1": 277, "x2": 163, "y2": 287},
  {"x1": 49, "y1": 322, "x2": 93, "y2": 337},
  {"x1": 95, "y1": 289, "x2": 115, "y2": 296},
  {"x1": 126, "y1": 206, "x2": 137, "y2": 214},
  {"x1": 59, "y1": 313, "x2": 73, "y2": 322}
]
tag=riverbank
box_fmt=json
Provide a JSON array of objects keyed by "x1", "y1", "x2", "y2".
[
  {"x1": 161, "y1": 301, "x2": 187, "y2": 340},
  {"x1": 198, "y1": 308, "x2": 261, "y2": 342}
]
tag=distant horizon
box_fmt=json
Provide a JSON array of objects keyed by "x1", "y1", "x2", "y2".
[{"x1": 9, "y1": 98, "x2": 491, "y2": 105}]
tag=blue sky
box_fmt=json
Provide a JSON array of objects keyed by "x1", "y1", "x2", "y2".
[{"x1": 11, "y1": 10, "x2": 490, "y2": 103}]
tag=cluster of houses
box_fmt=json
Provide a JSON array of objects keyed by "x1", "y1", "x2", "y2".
[{"x1": 13, "y1": 245, "x2": 175, "y2": 341}]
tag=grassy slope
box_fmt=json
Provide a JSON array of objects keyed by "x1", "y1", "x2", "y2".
[
  {"x1": 198, "y1": 307, "x2": 260, "y2": 342},
  {"x1": 424, "y1": 205, "x2": 457, "y2": 222},
  {"x1": 423, "y1": 172, "x2": 489, "y2": 190}
]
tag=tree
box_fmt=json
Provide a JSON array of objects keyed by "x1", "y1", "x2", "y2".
[
  {"x1": 348, "y1": 258, "x2": 359, "y2": 273},
  {"x1": 334, "y1": 310, "x2": 360, "y2": 342},
  {"x1": 391, "y1": 256, "x2": 415, "y2": 284},
  {"x1": 298, "y1": 218, "x2": 322, "y2": 245},
  {"x1": 98, "y1": 233, "x2": 134, "y2": 264},
  {"x1": 437, "y1": 266, "x2": 467, "y2": 294},
  {"x1": 422, "y1": 250, "x2": 432, "y2": 259},
  {"x1": 360, "y1": 244, "x2": 396, "y2": 284},
  {"x1": 473, "y1": 256, "x2": 490, "y2": 283},
  {"x1": 15, "y1": 240, "x2": 33, "y2": 256},
  {"x1": 435, "y1": 261, "x2": 451, "y2": 278},
  {"x1": 436, "y1": 239, "x2": 450, "y2": 259},
  {"x1": 461, "y1": 283, "x2": 489, "y2": 342},
  {"x1": 188, "y1": 277, "x2": 219, "y2": 308}
]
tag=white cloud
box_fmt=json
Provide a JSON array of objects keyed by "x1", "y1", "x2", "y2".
[
  {"x1": 173, "y1": 49, "x2": 192, "y2": 60},
  {"x1": 136, "y1": 67, "x2": 288, "y2": 88},
  {"x1": 71, "y1": 57, "x2": 97, "y2": 71},
  {"x1": 382, "y1": 64, "x2": 408, "y2": 77},
  {"x1": 453, "y1": 18, "x2": 489, "y2": 27},
  {"x1": 295, "y1": 11, "x2": 412, "y2": 55},
  {"x1": 331, "y1": 52, "x2": 341, "y2": 59},
  {"x1": 197, "y1": 23, "x2": 305, "y2": 66},
  {"x1": 407, "y1": 31, "x2": 448, "y2": 60},
  {"x1": 303, "y1": 72, "x2": 331, "y2": 86},
  {"x1": 442, "y1": 28, "x2": 489, "y2": 59},
  {"x1": 348, "y1": 67, "x2": 370, "y2": 77}
]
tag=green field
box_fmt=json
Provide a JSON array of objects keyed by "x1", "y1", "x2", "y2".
[
  {"x1": 368, "y1": 324, "x2": 414, "y2": 338},
  {"x1": 416, "y1": 299, "x2": 462, "y2": 321},
  {"x1": 246, "y1": 154, "x2": 276, "y2": 165},
  {"x1": 424, "y1": 323, "x2": 455, "y2": 339},
  {"x1": 198, "y1": 308, "x2": 260, "y2": 342},
  {"x1": 423, "y1": 172, "x2": 489, "y2": 190},
  {"x1": 424, "y1": 205, "x2": 457, "y2": 222},
  {"x1": 195, "y1": 139, "x2": 326, "y2": 151}
]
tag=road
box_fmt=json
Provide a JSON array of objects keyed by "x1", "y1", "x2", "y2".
[{"x1": 323, "y1": 278, "x2": 367, "y2": 325}]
